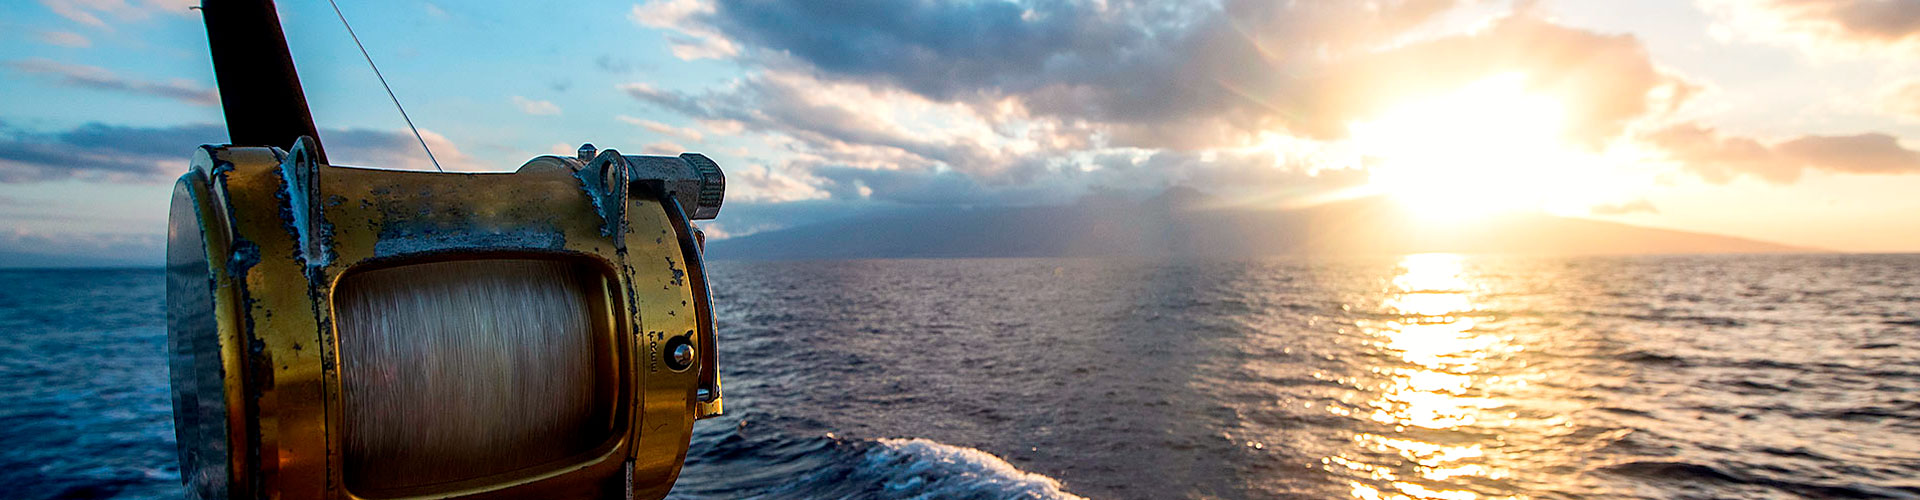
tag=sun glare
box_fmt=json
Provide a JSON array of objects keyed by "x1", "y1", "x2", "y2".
[{"x1": 1349, "y1": 74, "x2": 1584, "y2": 222}]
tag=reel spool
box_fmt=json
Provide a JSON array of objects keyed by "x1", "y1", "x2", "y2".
[{"x1": 167, "y1": 137, "x2": 725, "y2": 500}]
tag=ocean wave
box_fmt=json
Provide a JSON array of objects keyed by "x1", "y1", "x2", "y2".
[
  {"x1": 672, "y1": 430, "x2": 1085, "y2": 500},
  {"x1": 1597, "y1": 460, "x2": 1920, "y2": 499},
  {"x1": 1612, "y1": 349, "x2": 1689, "y2": 365},
  {"x1": 1596, "y1": 460, "x2": 1742, "y2": 483},
  {"x1": 859, "y1": 438, "x2": 1086, "y2": 500}
]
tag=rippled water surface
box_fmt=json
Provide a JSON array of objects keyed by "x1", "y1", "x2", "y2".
[{"x1": 4, "y1": 254, "x2": 1919, "y2": 499}]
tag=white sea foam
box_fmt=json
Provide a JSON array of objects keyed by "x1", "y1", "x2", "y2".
[{"x1": 859, "y1": 438, "x2": 1088, "y2": 500}]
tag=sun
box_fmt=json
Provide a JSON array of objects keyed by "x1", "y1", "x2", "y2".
[{"x1": 1348, "y1": 73, "x2": 1587, "y2": 222}]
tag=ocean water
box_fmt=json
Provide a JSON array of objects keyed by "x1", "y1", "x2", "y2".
[{"x1": 3, "y1": 254, "x2": 1918, "y2": 499}]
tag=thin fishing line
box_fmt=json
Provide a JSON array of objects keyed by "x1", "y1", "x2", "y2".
[{"x1": 326, "y1": 0, "x2": 443, "y2": 172}]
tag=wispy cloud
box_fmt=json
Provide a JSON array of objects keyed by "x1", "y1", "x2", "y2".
[
  {"x1": 641, "y1": 141, "x2": 688, "y2": 154},
  {"x1": 1700, "y1": 0, "x2": 1920, "y2": 54},
  {"x1": 324, "y1": 127, "x2": 488, "y2": 172},
  {"x1": 5, "y1": 58, "x2": 217, "y2": 106},
  {"x1": 594, "y1": 54, "x2": 636, "y2": 74},
  {"x1": 42, "y1": 0, "x2": 110, "y2": 28},
  {"x1": 510, "y1": 95, "x2": 562, "y2": 115},
  {"x1": 0, "y1": 122, "x2": 487, "y2": 183},
  {"x1": 39, "y1": 0, "x2": 196, "y2": 30},
  {"x1": 616, "y1": 115, "x2": 704, "y2": 142},
  {"x1": 1590, "y1": 199, "x2": 1661, "y2": 216},
  {"x1": 630, "y1": 0, "x2": 739, "y2": 60},
  {"x1": 1887, "y1": 78, "x2": 1920, "y2": 121},
  {"x1": 1645, "y1": 122, "x2": 1920, "y2": 184},
  {"x1": 722, "y1": 163, "x2": 828, "y2": 203},
  {"x1": 35, "y1": 31, "x2": 91, "y2": 48}
]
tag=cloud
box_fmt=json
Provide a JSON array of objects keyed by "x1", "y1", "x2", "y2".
[
  {"x1": 619, "y1": 73, "x2": 1017, "y2": 179},
  {"x1": 1291, "y1": 15, "x2": 1694, "y2": 149},
  {"x1": 1644, "y1": 122, "x2": 1920, "y2": 184},
  {"x1": 36, "y1": 31, "x2": 91, "y2": 48},
  {"x1": 39, "y1": 0, "x2": 196, "y2": 30},
  {"x1": 619, "y1": 0, "x2": 1907, "y2": 216},
  {"x1": 723, "y1": 163, "x2": 828, "y2": 203},
  {"x1": 510, "y1": 95, "x2": 562, "y2": 115},
  {"x1": 628, "y1": 2, "x2": 1699, "y2": 167},
  {"x1": 631, "y1": 0, "x2": 740, "y2": 60},
  {"x1": 0, "y1": 122, "x2": 486, "y2": 183},
  {"x1": 1589, "y1": 198, "x2": 1660, "y2": 215},
  {"x1": 632, "y1": 70, "x2": 1363, "y2": 206},
  {"x1": 1887, "y1": 78, "x2": 1920, "y2": 120},
  {"x1": 0, "y1": 122, "x2": 217, "y2": 182},
  {"x1": 5, "y1": 58, "x2": 218, "y2": 106},
  {"x1": 42, "y1": 0, "x2": 114, "y2": 28},
  {"x1": 624, "y1": 4, "x2": 1667, "y2": 212},
  {"x1": 594, "y1": 55, "x2": 636, "y2": 74},
  {"x1": 616, "y1": 115, "x2": 704, "y2": 142},
  {"x1": 1701, "y1": 0, "x2": 1920, "y2": 53},
  {"x1": 682, "y1": 1, "x2": 1687, "y2": 150},
  {"x1": 641, "y1": 141, "x2": 688, "y2": 154},
  {"x1": 697, "y1": 119, "x2": 745, "y2": 135},
  {"x1": 616, "y1": 3, "x2": 1702, "y2": 208},
  {"x1": 323, "y1": 127, "x2": 487, "y2": 172},
  {"x1": 703, "y1": 0, "x2": 1144, "y2": 98}
]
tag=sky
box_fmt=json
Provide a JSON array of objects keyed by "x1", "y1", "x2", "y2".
[{"x1": 1, "y1": 0, "x2": 1918, "y2": 263}]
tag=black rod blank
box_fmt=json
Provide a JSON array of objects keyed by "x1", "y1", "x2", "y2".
[{"x1": 201, "y1": 0, "x2": 327, "y2": 163}]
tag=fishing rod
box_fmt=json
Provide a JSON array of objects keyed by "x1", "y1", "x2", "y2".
[{"x1": 169, "y1": 1, "x2": 726, "y2": 498}]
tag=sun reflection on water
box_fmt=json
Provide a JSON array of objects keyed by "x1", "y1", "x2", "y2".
[{"x1": 1326, "y1": 254, "x2": 1526, "y2": 500}]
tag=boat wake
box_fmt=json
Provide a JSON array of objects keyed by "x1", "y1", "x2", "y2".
[{"x1": 669, "y1": 428, "x2": 1084, "y2": 500}]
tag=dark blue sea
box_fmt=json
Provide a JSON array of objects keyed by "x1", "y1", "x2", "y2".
[{"x1": 4, "y1": 254, "x2": 1919, "y2": 499}]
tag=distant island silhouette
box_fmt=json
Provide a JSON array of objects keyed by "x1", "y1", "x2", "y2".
[
  {"x1": 708, "y1": 188, "x2": 1811, "y2": 260},
  {"x1": 0, "y1": 189, "x2": 1813, "y2": 269}
]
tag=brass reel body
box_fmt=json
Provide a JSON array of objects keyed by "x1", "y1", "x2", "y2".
[{"x1": 167, "y1": 139, "x2": 722, "y2": 500}]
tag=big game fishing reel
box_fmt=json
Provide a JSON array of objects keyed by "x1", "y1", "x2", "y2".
[{"x1": 168, "y1": 1, "x2": 723, "y2": 499}]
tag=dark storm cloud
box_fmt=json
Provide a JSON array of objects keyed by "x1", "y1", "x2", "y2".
[
  {"x1": 0, "y1": 123, "x2": 472, "y2": 183},
  {"x1": 5, "y1": 58, "x2": 219, "y2": 106},
  {"x1": 1645, "y1": 123, "x2": 1920, "y2": 184}
]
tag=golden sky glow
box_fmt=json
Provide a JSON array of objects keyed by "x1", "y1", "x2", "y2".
[{"x1": 1350, "y1": 74, "x2": 1591, "y2": 221}]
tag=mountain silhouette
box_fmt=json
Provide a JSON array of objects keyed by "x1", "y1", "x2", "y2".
[{"x1": 707, "y1": 191, "x2": 1810, "y2": 260}]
